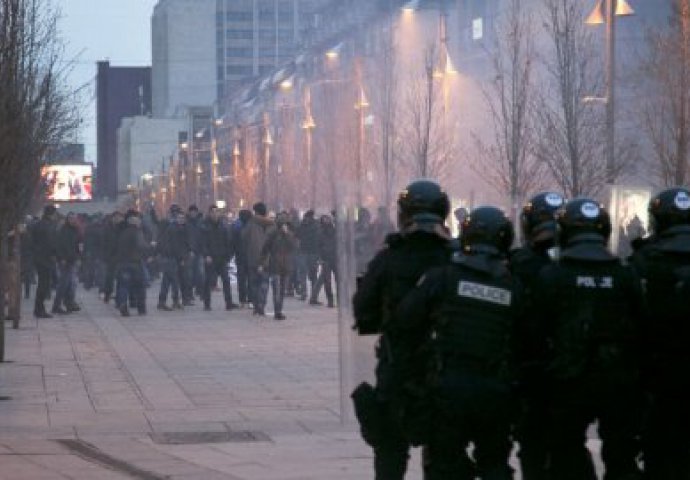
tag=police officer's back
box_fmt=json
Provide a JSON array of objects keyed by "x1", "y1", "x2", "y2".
[
  {"x1": 509, "y1": 192, "x2": 565, "y2": 480},
  {"x1": 630, "y1": 187, "x2": 690, "y2": 480},
  {"x1": 536, "y1": 199, "x2": 644, "y2": 480},
  {"x1": 352, "y1": 180, "x2": 453, "y2": 480},
  {"x1": 397, "y1": 206, "x2": 521, "y2": 480}
]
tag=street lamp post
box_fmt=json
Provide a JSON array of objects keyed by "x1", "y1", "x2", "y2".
[
  {"x1": 262, "y1": 114, "x2": 273, "y2": 202},
  {"x1": 302, "y1": 86, "x2": 317, "y2": 207},
  {"x1": 586, "y1": 0, "x2": 635, "y2": 184}
]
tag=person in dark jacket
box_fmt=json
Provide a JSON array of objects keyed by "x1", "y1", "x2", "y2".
[
  {"x1": 53, "y1": 212, "x2": 81, "y2": 314},
  {"x1": 309, "y1": 214, "x2": 337, "y2": 308},
  {"x1": 20, "y1": 219, "x2": 34, "y2": 300},
  {"x1": 101, "y1": 212, "x2": 125, "y2": 303},
  {"x1": 537, "y1": 199, "x2": 645, "y2": 480},
  {"x1": 232, "y1": 209, "x2": 252, "y2": 307},
  {"x1": 201, "y1": 205, "x2": 235, "y2": 311},
  {"x1": 186, "y1": 205, "x2": 204, "y2": 299},
  {"x1": 397, "y1": 206, "x2": 522, "y2": 480},
  {"x1": 82, "y1": 215, "x2": 104, "y2": 291},
  {"x1": 260, "y1": 211, "x2": 298, "y2": 320},
  {"x1": 157, "y1": 208, "x2": 190, "y2": 310},
  {"x1": 296, "y1": 210, "x2": 320, "y2": 302},
  {"x1": 630, "y1": 188, "x2": 690, "y2": 480},
  {"x1": 30, "y1": 206, "x2": 58, "y2": 318},
  {"x1": 352, "y1": 180, "x2": 456, "y2": 480},
  {"x1": 242, "y1": 202, "x2": 273, "y2": 316},
  {"x1": 510, "y1": 192, "x2": 565, "y2": 480},
  {"x1": 115, "y1": 210, "x2": 150, "y2": 316}
]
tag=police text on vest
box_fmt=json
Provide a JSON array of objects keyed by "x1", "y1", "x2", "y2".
[{"x1": 458, "y1": 281, "x2": 512, "y2": 306}]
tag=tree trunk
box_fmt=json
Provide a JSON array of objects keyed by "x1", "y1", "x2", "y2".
[
  {"x1": 9, "y1": 226, "x2": 21, "y2": 329},
  {"x1": 0, "y1": 225, "x2": 7, "y2": 362}
]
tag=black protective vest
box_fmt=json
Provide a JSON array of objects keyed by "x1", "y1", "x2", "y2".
[
  {"x1": 541, "y1": 242, "x2": 641, "y2": 380},
  {"x1": 632, "y1": 227, "x2": 690, "y2": 381},
  {"x1": 433, "y1": 254, "x2": 516, "y2": 373}
]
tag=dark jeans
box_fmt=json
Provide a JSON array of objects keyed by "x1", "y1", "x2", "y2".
[
  {"x1": 269, "y1": 273, "x2": 287, "y2": 315},
  {"x1": 53, "y1": 263, "x2": 76, "y2": 310},
  {"x1": 158, "y1": 257, "x2": 181, "y2": 304},
  {"x1": 297, "y1": 253, "x2": 318, "y2": 298},
  {"x1": 178, "y1": 258, "x2": 192, "y2": 303},
  {"x1": 34, "y1": 264, "x2": 53, "y2": 313},
  {"x1": 236, "y1": 259, "x2": 250, "y2": 304},
  {"x1": 203, "y1": 259, "x2": 233, "y2": 308},
  {"x1": 426, "y1": 372, "x2": 514, "y2": 480},
  {"x1": 102, "y1": 261, "x2": 117, "y2": 299},
  {"x1": 249, "y1": 267, "x2": 269, "y2": 312},
  {"x1": 116, "y1": 263, "x2": 146, "y2": 313},
  {"x1": 188, "y1": 253, "x2": 204, "y2": 297},
  {"x1": 310, "y1": 260, "x2": 336, "y2": 304},
  {"x1": 548, "y1": 376, "x2": 642, "y2": 480}
]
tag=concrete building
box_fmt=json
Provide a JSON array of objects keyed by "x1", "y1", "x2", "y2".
[
  {"x1": 96, "y1": 61, "x2": 152, "y2": 200},
  {"x1": 215, "y1": 0, "x2": 333, "y2": 100},
  {"x1": 151, "y1": 0, "x2": 217, "y2": 117},
  {"x1": 116, "y1": 116, "x2": 187, "y2": 193}
]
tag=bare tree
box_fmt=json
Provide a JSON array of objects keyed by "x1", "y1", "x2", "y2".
[
  {"x1": 471, "y1": 0, "x2": 545, "y2": 219},
  {"x1": 401, "y1": 43, "x2": 455, "y2": 181},
  {"x1": 638, "y1": 0, "x2": 690, "y2": 187},
  {"x1": 534, "y1": 0, "x2": 607, "y2": 197},
  {"x1": 369, "y1": 17, "x2": 400, "y2": 209},
  {"x1": 0, "y1": 0, "x2": 79, "y2": 354}
]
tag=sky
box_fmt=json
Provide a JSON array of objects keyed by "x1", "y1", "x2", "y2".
[{"x1": 60, "y1": 0, "x2": 159, "y2": 164}]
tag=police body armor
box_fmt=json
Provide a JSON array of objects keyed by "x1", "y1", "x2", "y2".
[
  {"x1": 633, "y1": 225, "x2": 690, "y2": 390},
  {"x1": 542, "y1": 237, "x2": 641, "y2": 380},
  {"x1": 434, "y1": 253, "x2": 516, "y2": 377}
]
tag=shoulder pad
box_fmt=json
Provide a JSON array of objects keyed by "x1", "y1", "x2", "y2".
[{"x1": 385, "y1": 233, "x2": 404, "y2": 248}]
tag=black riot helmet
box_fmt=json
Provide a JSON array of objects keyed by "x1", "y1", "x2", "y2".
[
  {"x1": 557, "y1": 198, "x2": 612, "y2": 246},
  {"x1": 397, "y1": 179, "x2": 450, "y2": 228},
  {"x1": 520, "y1": 192, "x2": 565, "y2": 247},
  {"x1": 461, "y1": 206, "x2": 514, "y2": 255},
  {"x1": 648, "y1": 187, "x2": 690, "y2": 235}
]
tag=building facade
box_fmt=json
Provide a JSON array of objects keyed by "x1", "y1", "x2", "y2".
[
  {"x1": 215, "y1": 0, "x2": 333, "y2": 100},
  {"x1": 96, "y1": 61, "x2": 152, "y2": 200},
  {"x1": 151, "y1": 0, "x2": 217, "y2": 117},
  {"x1": 116, "y1": 116, "x2": 187, "y2": 194}
]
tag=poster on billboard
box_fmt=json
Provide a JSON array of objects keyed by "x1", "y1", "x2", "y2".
[
  {"x1": 41, "y1": 164, "x2": 93, "y2": 202},
  {"x1": 608, "y1": 185, "x2": 652, "y2": 257}
]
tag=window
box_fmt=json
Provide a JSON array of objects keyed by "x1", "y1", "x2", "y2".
[
  {"x1": 472, "y1": 18, "x2": 483, "y2": 41},
  {"x1": 227, "y1": 29, "x2": 253, "y2": 40},
  {"x1": 226, "y1": 65, "x2": 253, "y2": 75},
  {"x1": 226, "y1": 11, "x2": 253, "y2": 22},
  {"x1": 259, "y1": 29, "x2": 275, "y2": 40},
  {"x1": 226, "y1": 47, "x2": 253, "y2": 58}
]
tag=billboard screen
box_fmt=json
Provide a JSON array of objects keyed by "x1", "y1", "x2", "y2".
[{"x1": 41, "y1": 164, "x2": 93, "y2": 202}]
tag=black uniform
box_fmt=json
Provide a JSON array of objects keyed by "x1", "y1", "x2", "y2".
[
  {"x1": 398, "y1": 251, "x2": 523, "y2": 480},
  {"x1": 29, "y1": 215, "x2": 57, "y2": 316},
  {"x1": 631, "y1": 224, "x2": 690, "y2": 479},
  {"x1": 536, "y1": 237, "x2": 645, "y2": 480},
  {"x1": 201, "y1": 217, "x2": 234, "y2": 310},
  {"x1": 115, "y1": 221, "x2": 150, "y2": 315},
  {"x1": 352, "y1": 227, "x2": 452, "y2": 480}
]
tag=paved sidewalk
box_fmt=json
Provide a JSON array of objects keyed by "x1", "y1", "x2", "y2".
[
  {"x1": 0, "y1": 286, "x2": 424, "y2": 479},
  {"x1": 1, "y1": 285, "x2": 607, "y2": 479}
]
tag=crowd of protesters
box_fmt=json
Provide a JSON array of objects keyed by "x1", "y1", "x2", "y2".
[{"x1": 20, "y1": 201, "x2": 394, "y2": 320}]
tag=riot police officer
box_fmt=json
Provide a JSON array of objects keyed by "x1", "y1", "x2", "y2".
[
  {"x1": 397, "y1": 206, "x2": 522, "y2": 480},
  {"x1": 537, "y1": 198, "x2": 645, "y2": 480},
  {"x1": 510, "y1": 192, "x2": 565, "y2": 480},
  {"x1": 352, "y1": 179, "x2": 454, "y2": 480},
  {"x1": 630, "y1": 187, "x2": 690, "y2": 480}
]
